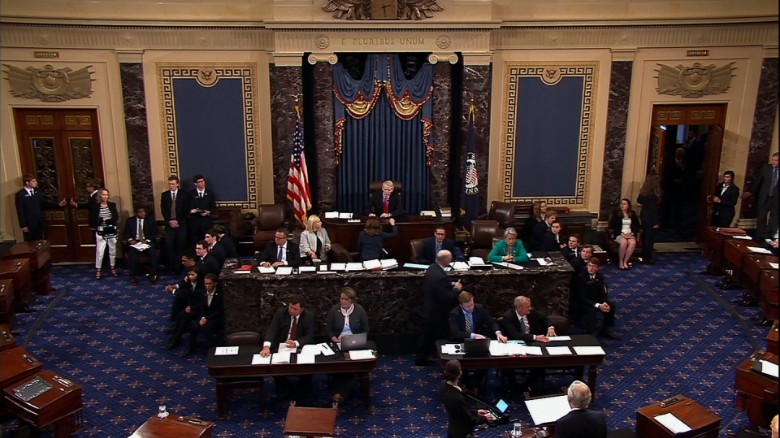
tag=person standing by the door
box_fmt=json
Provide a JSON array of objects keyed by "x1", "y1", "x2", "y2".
[
  {"x1": 161, "y1": 175, "x2": 190, "y2": 274},
  {"x1": 743, "y1": 152, "x2": 779, "y2": 241},
  {"x1": 15, "y1": 174, "x2": 67, "y2": 241}
]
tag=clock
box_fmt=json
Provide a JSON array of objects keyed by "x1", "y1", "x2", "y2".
[{"x1": 371, "y1": 0, "x2": 398, "y2": 19}]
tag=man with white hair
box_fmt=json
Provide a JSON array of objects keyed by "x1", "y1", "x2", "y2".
[{"x1": 555, "y1": 380, "x2": 607, "y2": 438}]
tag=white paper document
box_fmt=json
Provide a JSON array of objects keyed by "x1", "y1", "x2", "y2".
[
  {"x1": 494, "y1": 262, "x2": 523, "y2": 270},
  {"x1": 380, "y1": 259, "x2": 398, "y2": 270},
  {"x1": 257, "y1": 266, "x2": 275, "y2": 274},
  {"x1": 748, "y1": 246, "x2": 772, "y2": 254},
  {"x1": 519, "y1": 345, "x2": 543, "y2": 355},
  {"x1": 338, "y1": 212, "x2": 353, "y2": 219},
  {"x1": 324, "y1": 211, "x2": 339, "y2": 218},
  {"x1": 654, "y1": 413, "x2": 692, "y2": 434},
  {"x1": 131, "y1": 242, "x2": 151, "y2": 251},
  {"x1": 573, "y1": 346, "x2": 607, "y2": 356},
  {"x1": 403, "y1": 263, "x2": 429, "y2": 270},
  {"x1": 214, "y1": 346, "x2": 239, "y2": 355},
  {"x1": 759, "y1": 359, "x2": 779, "y2": 378},
  {"x1": 451, "y1": 262, "x2": 469, "y2": 271},
  {"x1": 468, "y1": 257, "x2": 490, "y2": 267},
  {"x1": 330, "y1": 263, "x2": 347, "y2": 271},
  {"x1": 300, "y1": 344, "x2": 322, "y2": 356},
  {"x1": 296, "y1": 353, "x2": 316, "y2": 364},
  {"x1": 546, "y1": 336, "x2": 571, "y2": 341},
  {"x1": 441, "y1": 343, "x2": 464, "y2": 355},
  {"x1": 251, "y1": 354, "x2": 271, "y2": 365},
  {"x1": 525, "y1": 395, "x2": 571, "y2": 425},
  {"x1": 271, "y1": 352, "x2": 291, "y2": 364},
  {"x1": 348, "y1": 349, "x2": 375, "y2": 360},
  {"x1": 362, "y1": 259, "x2": 382, "y2": 270},
  {"x1": 275, "y1": 266, "x2": 293, "y2": 275},
  {"x1": 536, "y1": 258, "x2": 551, "y2": 266},
  {"x1": 734, "y1": 235, "x2": 753, "y2": 240},
  {"x1": 769, "y1": 262, "x2": 779, "y2": 270},
  {"x1": 346, "y1": 262, "x2": 365, "y2": 271},
  {"x1": 546, "y1": 346, "x2": 572, "y2": 355},
  {"x1": 320, "y1": 343, "x2": 336, "y2": 356},
  {"x1": 298, "y1": 266, "x2": 316, "y2": 273},
  {"x1": 489, "y1": 341, "x2": 527, "y2": 356}
]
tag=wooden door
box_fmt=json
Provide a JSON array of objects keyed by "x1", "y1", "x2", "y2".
[
  {"x1": 14, "y1": 109, "x2": 104, "y2": 262},
  {"x1": 647, "y1": 125, "x2": 667, "y2": 177},
  {"x1": 696, "y1": 124, "x2": 724, "y2": 241}
]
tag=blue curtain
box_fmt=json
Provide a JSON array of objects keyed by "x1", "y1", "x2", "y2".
[{"x1": 333, "y1": 54, "x2": 433, "y2": 216}]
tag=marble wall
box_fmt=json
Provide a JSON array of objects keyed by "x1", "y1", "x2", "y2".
[
  {"x1": 430, "y1": 61, "x2": 455, "y2": 211},
  {"x1": 461, "y1": 64, "x2": 493, "y2": 218},
  {"x1": 599, "y1": 61, "x2": 633, "y2": 220},
  {"x1": 120, "y1": 63, "x2": 154, "y2": 216},
  {"x1": 311, "y1": 62, "x2": 337, "y2": 214},
  {"x1": 740, "y1": 57, "x2": 779, "y2": 220}
]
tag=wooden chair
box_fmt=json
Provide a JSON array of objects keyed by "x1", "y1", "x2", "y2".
[{"x1": 252, "y1": 204, "x2": 286, "y2": 252}]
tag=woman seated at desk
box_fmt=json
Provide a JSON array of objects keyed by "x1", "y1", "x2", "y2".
[
  {"x1": 299, "y1": 214, "x2": 331, "y2": 262},
  {"x1": 487, "y1": 227, "x2": 529, "y2": 264},
  {"x1": 357, "y1": 218, "x2": 398, "y2": 261},
  {"x1": 325, "y1": 287, "x2": 369, "y2": 405}
]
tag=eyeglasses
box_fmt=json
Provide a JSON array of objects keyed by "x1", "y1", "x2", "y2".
[{"x1": 275, "y1": 235, "x2": 287, "y2": 240}]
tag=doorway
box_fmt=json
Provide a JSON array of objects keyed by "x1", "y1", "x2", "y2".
[
  {"x1": 647, "y1": 104, "x2": 726, "y2": 243},
  {"x1": 14, "y1": 108, "x2": 105, "y2": 263}
]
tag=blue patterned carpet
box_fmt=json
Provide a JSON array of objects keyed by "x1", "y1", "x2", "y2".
[{"x1": 3, "y1": 252, "x2": 764, "y2": 437}]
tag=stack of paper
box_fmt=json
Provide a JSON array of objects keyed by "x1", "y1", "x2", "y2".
[
  {"x1": 346, "y1": 262, "x2": 365, "y2": 272},
  {"x1": 468, "y1": 257, "x2": 490, "y2": 267},
  {"x1": 403, "y1": 262, "x2": 429, "y2": 270},
  {"x1": 749, "y1": 246, "x2": 772, "y2": 254},
  {"x1": 258, "y1": 266, "x2": 275, "y2": 274},
  {"x1": 525, "y1": 395, "x2": 571, "y2": 425},
  {"x1": 758, "y1": 359, "x2": 779, "y2": 378},
  {"x1": 338, "y1": 212, "x2": 353, "y2": 219},
  {"x1": 275, "y1": 266, "x2": 293, "y2": 275},
  {"x1": 271, "y1": 352, "x2": 290, "y2": 364},
  {"x1": 654, "y1": 413, "x2": 691, "y2": 434},
  {"x1": 251, "y1": 354, "x2": 271, "y2": 365},
  {"x1": 296, "y1": 353, "x2": 316, "y2": 364},
  {"x1": 450, "y1": 261, "x2": 469, "y2": 271},
  {"x1": 330, "y1": 263, "x2": 347, "y2": 271},
  {"x1": 572, "y1": 346, "x2": 606, "y2": 356},
  {"x1": 298, "y1": 266, "x2": 316, "y2": 273},
  {"x1": 380, "y1": 259, "x2": 398, "y2": 270},
  {"x1": 215, "y1": 346, "x2": 239, "y2": 355},
  {"x1": 348, "y1": 349, "x2": 375, "y2": 360},
  {"x1": 362, "y1": 259, "x2": 381, "y2": 270}
]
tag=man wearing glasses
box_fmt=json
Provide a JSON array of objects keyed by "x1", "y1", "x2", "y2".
[
  {"x1": 417, "y1": 226, "x2": 465, "y2": 265},
  {"x1": 259, "y1": 228, "x2": 302, "y2": 268}
]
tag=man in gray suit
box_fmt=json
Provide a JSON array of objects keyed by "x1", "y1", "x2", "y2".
[{"x1": 744, "y1": 152, "x2": 779, "y2": 240}]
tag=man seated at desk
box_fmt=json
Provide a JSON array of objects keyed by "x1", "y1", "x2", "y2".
[
  {"x1": 417, "y1": 225, "x2": 465, "y2": 265},
  {"x1": 501, "y1": 295, "x2": 556, "y2": 396},
  {"x1": 555, "y1": 380, "x2": 607, "y2": 438},
  {"x1": 259, "y1": 228, "x2": 302, "y2": 268},
  {"x1": 260, "y1": 295, "x2": 315, "y2": 399},
  {"x1": 367, "y1": 180, "x2": 408, "y2": 222}
]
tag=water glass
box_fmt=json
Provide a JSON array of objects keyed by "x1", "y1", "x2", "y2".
[
  {"x1": 158, "y1": 404, "x2": 169, "y2": 419},
  {"x1": 511, "y1": 421, "x2": 523, "y2": 437}
]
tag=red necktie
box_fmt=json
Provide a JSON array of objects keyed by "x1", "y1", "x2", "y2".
[
  {"x1": 289, "y1": 317, "x2": 298, "y2": 340},
  {"x1": 383, "y1": 196, "x2": 389, "y2": 214}
]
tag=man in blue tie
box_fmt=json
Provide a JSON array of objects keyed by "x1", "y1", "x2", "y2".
[
  {"x1": 259, "y1": 228, "x2": 302, "y2": 268},
  {"x1": 417, "y1": 226, "x2": 465, "y2": 265}
]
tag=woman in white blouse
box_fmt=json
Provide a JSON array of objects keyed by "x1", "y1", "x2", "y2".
[{"x1": 299, "y1": 214, "x2": 331, "y2": 262}]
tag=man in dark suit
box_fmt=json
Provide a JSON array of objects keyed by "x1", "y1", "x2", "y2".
[
  {"x1": 123, "y1": 206, "x2": 159, "y2": 285},
  {"x1": 562, "y1": 233, "x2": 581, "y2": 261},
  {"x1": 541, "y1": 221, "x2": 566, "y2": 252},
  {"x1": 69, "y1": 179, "x2": 101, "y2": 238},
  {"x1": 161, "y1": 175, "x2": 190, "y2": 272},
  {"x1": 204, "y1": 229, "x2": 227, "y2": 267},
  {"x1": 212, "y1": 224, "x2": 239, "y2": 259},
  {"x1": 530, "y1": 210, "x2": 557, "y2": 252},
  {"x1": 415, "y1": 250, "x2": 463, "y2": 366},
  {"x1": 195, "y1": 240, "x2": 222, "y2": 276},
  {"x1": 164, "y1": 252, "x2": 199, "y2": 322},
  {"x1": 367, "y1": 180, "x2": 408, "y2": 222},
  {"x1": 555, "y1": 380, "x2": 607, "y2": 438},
  {"x1": 188, "y1": 174, "x2": 217, "y2": 243},
  {"x1": 569, "y1": 244, "x2": 594, "y2": 276},
  {"x1": 259, "y1": 228, "x2": 301, "y2": 268},
  {"x1": 260, "y1": 295, "x2": 316, "y2": 398},
  {"x1": 501, "y1": 295, "x2": 557, "y2": 395},
  {"x1": 15, "y1": 174, "x2": 66, "y2": 241},
  {"x1": 165, "y1": 267, "x2": 204, "y2": 352},
  {"x1": 448, "y1": 291, "x2": 508, "y2": 342},
  {"x1": 571, "y1": 258, "x2": 619, "y2": 339},
  {"x1": 711, "y1": 170, "x2": 740, "y2": 228},
  {"x1": 178, "y1": 273, "x2": 224, "y2": 357},
  {"x1": 417, "y1": 226, "x2": 465, "y2": 265},
  {"x1": 743, "y1": 152, "x2": 779, "y2": 240}
]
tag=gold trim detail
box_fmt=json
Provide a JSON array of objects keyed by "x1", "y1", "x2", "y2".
[
  {"x1": 654, "y1": 62, "x2": 737, "y2": 98},
  {"x1": 3, "y1": 63, "x2": 94, "y2": 102},
  {"x1": 157, "y1": 63, "x2": 258, "y2": 210}
]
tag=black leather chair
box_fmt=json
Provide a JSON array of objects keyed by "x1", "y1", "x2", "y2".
[
  {"x1": 468, "y1": 220, "x2": 500, "y2": 260},
  {"x1": 479, "y1": 201, "x2": 516, "y2": 232},
  {"x1": 409, "y1": 238, "x2": 426, "y2": 263},
  {"x1": 252, "y1": 204, "x2": 286, "y2": 252}
]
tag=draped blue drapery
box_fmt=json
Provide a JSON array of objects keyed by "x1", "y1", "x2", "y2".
[{"x1": 333, "y1": 54, "x2": 433, "y2": 216}]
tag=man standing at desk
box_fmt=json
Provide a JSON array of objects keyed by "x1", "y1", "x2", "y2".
[
  {"x1": 555, "y1": 380, "x2": 606, "y2": 438},
  {"x1": 260, "y1": 295, "x2": 315, "y2": 398},
  {"x1": 368, "y1": 180, "x2": 408, "y2": 222},
  {"x1": 415, "y1": 250, "x2": 462, "y2": 366},
  {"x1": 417, "y1": 225, "x2": 464, "y2": 265}
]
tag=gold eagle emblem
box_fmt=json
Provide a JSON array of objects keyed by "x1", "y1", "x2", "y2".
[{"x1": 3, "y1": 64, "x2": 94, "y2": 102}]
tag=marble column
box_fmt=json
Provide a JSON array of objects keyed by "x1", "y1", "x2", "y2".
[
  {"x1": 430, "y1": 61, "x2": 454, "y2": 211},
  {"x1": 740, "y1": 58, "x2": 779, "y2": 220},
  {"x1": 269, "y1": 64, "x2": 303, "y2": 218},
  {"x1": 599, "y1": 61, "x2": 633, "y2": 220},
  {"x1": 311, "y1": 61, "x2": 337, "y2": 214},
  {"x1": 120, "y1": 63, "x2": 154, "y2": 216},
  {"x1": 461, "y1": 64, "x2": 492, "y2": 217}
]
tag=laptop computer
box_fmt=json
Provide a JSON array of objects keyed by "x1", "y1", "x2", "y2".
[
  {"x1": 463, "y1": 338, "x2": 491, "y2": 357},
  {"x1": 339, "y1": 332, "x2": 368, "y2": 351}
]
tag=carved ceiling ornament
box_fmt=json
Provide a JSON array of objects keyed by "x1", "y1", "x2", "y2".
[
  {"x1": 654, "y1": 61, "x2": 737, "y2": 98},
  {"x1": 3, "y1": 63, "x2": 94, "y2": 102},
  {"x1": 322, "y1": 0, "x2": 443, "y2": 20}
]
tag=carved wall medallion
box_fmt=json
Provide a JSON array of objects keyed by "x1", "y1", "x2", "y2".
[
  {"x1": 314, "y1": 34, "x2": 331, "y2": 50},
  {"x1": 436, "y1": 34, "x2": 451, "y2": 49},
  {"x1": 655, "y1": 62, "x2": 737, "y2": 98},
  {"x1": 322, "y1": 0, "x2": 442, "y2": 20},
  {"x1": 195, "y1": 67, "x2": 219, "y2": 87},
  {"x1": 3, "y1": 63, "x2": 94, "y2": 102},
  {"x1": 540, "y1": 66, "x2": 563, "y2": 85}
]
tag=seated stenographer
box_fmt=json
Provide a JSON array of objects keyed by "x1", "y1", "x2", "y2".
[{"x1": 325, "y1": 287, "x2": 369, "y2": 405}]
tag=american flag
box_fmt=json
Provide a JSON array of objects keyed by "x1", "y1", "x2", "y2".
[{"x1": 287, "y1": 108, "x2": 312, "y2": 228}]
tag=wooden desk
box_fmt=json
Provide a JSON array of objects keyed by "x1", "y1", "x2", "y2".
[
  {"x1": 742, "y1": 255, "x2": 778, "y2": 303},
  {"x1": 436, "y1": 335, "x2": 606, "y2": 394},
  {"x1": 636, "y1": 394, "x2": 720, "y2": 438},
  {"x1": 734, "y1": 352, "x2": 779, "y2": 431},
  {"x1": 205, "y1": 345, "x2": 377, "y2": 419},
  {"x1": 722, "y1": 239, "x2": 765, "y2": 285},
  {"x1": 324, "y1": 218, "x2": 454, "y2": 264},
  {"x1": 283, "y1": 406, "x2": 337, "y2": 437},
  {"x1": 0, "y1": 280, "x2": 15, "y2": 329},
  {"x1": 702, "y1": 227, "x2": 747, "y2": 275},
  {"x1": 767, "y1": 321, "x2": 779, "y2": 355},
  {"x1": 758, "y1": 270, "x2": 779, "y2": 321},
  {"x1": 3, "y1": 370, "x2": 82, "y2": 438},
  {"x1": 0, "y1": 324, "x2": 16, "y2": 351},
  {"x1": 129, "y1": 414, "x2": 213, "y2": 438},
  {"x1": 0, "y1": 259, "x2": 32, "y2": 310},
  {"x1": 2, "y1": 240, "x2": 52, "y2": 296},
  {"x1": 0, "y1": 347, "x2": 42, "y2": 393}
]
